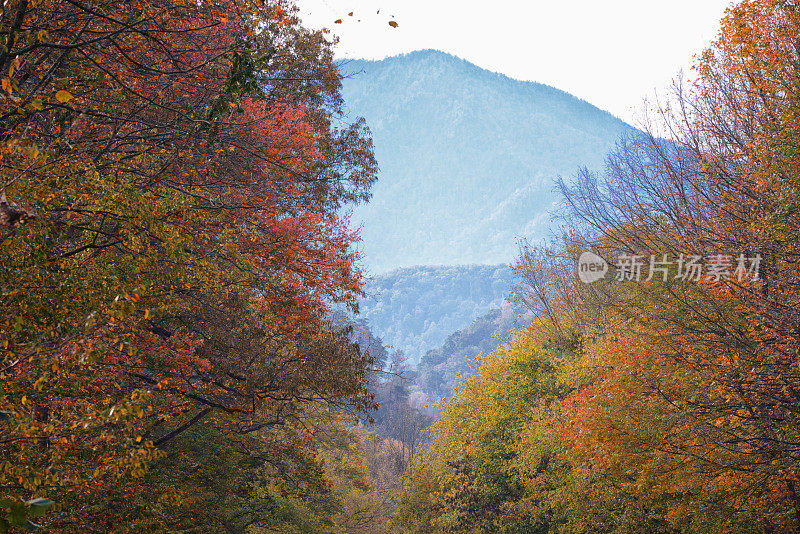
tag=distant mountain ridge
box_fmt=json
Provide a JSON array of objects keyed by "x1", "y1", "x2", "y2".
[
  {"x1": 339, "y1": 49, "x2": 632, "y2": 273},
  {"x1": 359, "y1": 264, "x2": 515, "y2": 365}
]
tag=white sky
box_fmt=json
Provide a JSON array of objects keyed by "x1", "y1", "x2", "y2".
[{"x1": 295, "y1": 0, "x2": 735, "y2": 124}]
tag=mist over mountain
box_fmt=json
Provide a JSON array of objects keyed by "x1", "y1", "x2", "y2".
[{"x1": 339, "y1": 49, "x2": 632, "y2": 274}]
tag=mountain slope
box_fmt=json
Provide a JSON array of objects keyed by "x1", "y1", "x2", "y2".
[
  {"x1": 359, "y1": 264, "x2": 514, "y2": 364},
  {"x1": 339, "y1": 50, "x2": 632, "y2": 273},
  {"x1": 414, "y1": 303, "x2": 530, "y2": 401}
]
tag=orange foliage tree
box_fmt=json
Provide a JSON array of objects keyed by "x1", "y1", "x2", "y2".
[
  {"x1": 401, "y1": 1, "x2": 800, "y2": 532},
  {"x1": 0, "y1": 0, "x2": 378, "y2": 529}
]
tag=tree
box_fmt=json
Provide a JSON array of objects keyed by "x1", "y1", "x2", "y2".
[
  {"x1": 400, "y1": 1, "x2": 800, "y2": 531},
  {"x1": 0, "y1": 0, "x2": 378, "y2": 528}
]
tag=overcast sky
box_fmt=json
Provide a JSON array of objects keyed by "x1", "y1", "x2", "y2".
[{"x1": 295, "y1": 0, "x2": 735, "y2": 124}]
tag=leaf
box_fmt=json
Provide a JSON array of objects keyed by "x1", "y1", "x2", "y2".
[
  {"x1": 25, "y1": 498, "x2": 54, "y2": 518},
  {"x1": 8, "y1": 502, "x2": 26, "y2": 527},
  {"x1": 55, "y1": 90, "x2": 73, "y2": 103},
  {"x1": 388, "y1": 21, "x2": 398, "y2": 28},
  {"x1": 334, "y1": 19, "x2": 342, "y2": 24}
]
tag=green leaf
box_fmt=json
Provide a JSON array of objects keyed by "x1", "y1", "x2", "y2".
[
  {"x1": 25, "y1": 498, "x2": 54, "y2": 518},
  {"x1": 8, "y1": 501, "x2": 26, "y2": 526}
]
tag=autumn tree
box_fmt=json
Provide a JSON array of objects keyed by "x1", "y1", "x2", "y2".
[
  {"x1": 0, "y1": 0, "x2": 378, "y2": 529},
  {"x1": 400, "y1": 1, "x2": 800, "y2": 532}
]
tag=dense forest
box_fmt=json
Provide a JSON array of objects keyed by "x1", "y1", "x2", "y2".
[
  {"x1": 0, "y1": 0, "x2": 397, "y2": 531},
  {"x1": 2, "y1": 0, "x2": 800, "y2": 533},
  {"x1": 414, "y1": 303, "x2": 529, "y2": 402}
]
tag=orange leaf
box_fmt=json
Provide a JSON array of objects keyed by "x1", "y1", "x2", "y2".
[{"x1": 55, "y1": 90, "x2": 73, "y2": 103}]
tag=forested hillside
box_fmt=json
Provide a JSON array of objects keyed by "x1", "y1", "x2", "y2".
[
  {"x1": 415, "y1": 303, "x2": 531, "y2": 401},
  {"x1": 359, "y1": 264, "x2": 515, "y2": 364},
  {"x1": 398, "y1": 2, "x2": 800, "y2": 532},
  {"x1": 4, "y1": 0, "x2": 800, "y2": 532},
  {"x1": 339, "y1": 50, "x2": 631, "y2": 272}
]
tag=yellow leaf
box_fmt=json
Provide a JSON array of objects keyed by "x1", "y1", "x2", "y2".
[{"x1": 55, "y1": 90, "x2": 73, "y2": 103}]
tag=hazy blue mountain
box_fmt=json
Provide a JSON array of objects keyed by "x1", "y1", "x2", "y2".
[
  {"x1": 414, "y1": 303, "x2": 531, "y2": 401},
  {"x1": 359, "y1": 264, "x2": 515, "y2": 364},
  {"x1": 339, "y1": 50, "x2": 632, "y2": 274}
]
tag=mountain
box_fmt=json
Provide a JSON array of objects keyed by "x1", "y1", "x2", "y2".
[
  {"x1": 339, "y1": 50, "x2": 632, "y2": 274},
  {"x1": 414, "y1": 303, "x2": 530, "y2": 401},
  {"x1": 359, "y1": 264, "x2": 515, "y2": 364}
]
